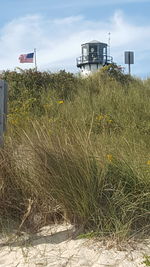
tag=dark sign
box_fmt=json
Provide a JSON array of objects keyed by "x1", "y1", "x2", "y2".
[{"x1": 124, "y1": 51, "x2": 134, "y2": 64}]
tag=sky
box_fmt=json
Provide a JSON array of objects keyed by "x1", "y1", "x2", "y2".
[{"x1": 0, "y1": 0, "x2": 150, "y2": 77}]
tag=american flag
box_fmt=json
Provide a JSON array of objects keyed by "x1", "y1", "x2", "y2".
[{"x1": 19, "y1": 52, "x2": 34, "y2": 63}]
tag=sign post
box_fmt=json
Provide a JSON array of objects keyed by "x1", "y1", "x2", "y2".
[
  {"x1": 124, "y1": 51, "x2": 134, "y2": 75},
  {"x1": 0, "y1": 80, "x2": 7, "y2": 146}
]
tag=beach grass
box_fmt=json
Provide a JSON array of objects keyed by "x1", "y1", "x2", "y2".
[{"x1": 0, "y1": 66, "x2": 150, "y2": 239}]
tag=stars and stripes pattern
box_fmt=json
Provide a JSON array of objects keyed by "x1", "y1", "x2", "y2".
[{"x1": 19, "y1": 52, "x2": 34, "y2": 63}]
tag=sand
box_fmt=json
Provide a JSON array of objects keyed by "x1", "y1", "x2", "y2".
[{"x1": 0, "y1": 224, "x2": 149, "y2": 267}]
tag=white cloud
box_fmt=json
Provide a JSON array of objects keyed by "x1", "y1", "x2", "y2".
[
  {"x1": 53, "y1": 16, "x2": 84, "y2": 25},
  {"x1": 0, "y1": 11, "x2": 150, "y2": 76}
]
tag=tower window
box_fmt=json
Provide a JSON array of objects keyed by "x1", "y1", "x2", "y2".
[
  {"x1": 103, "y1": 47, "x2": 107, "y2": 55},
  {"x1": 82, "y1": 47, "x2": 87, "y2": 56}
]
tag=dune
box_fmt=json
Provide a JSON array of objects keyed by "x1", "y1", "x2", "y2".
[{"x1": 0, "y1": 224, "x2": 149, "y2": 267}]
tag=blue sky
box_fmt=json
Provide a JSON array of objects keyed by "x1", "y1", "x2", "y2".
[{"x1": 1, "y1": 0, "x2": 150, "y2": 77}]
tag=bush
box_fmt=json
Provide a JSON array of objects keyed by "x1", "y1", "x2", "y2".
[{"x1": 98, "y1": 63, "x2": 134, "y2": 85}]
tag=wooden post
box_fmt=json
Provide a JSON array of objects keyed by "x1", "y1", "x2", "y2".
[
  {"x1": 0, "y1": 80, "x2": 7, "y2": 147},
  {"x1": 34, "y1": 48, "x2": 37, "y2": 71}
]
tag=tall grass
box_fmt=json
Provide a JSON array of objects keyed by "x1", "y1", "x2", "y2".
[{"x1": 0, "y1": 68, "x2": 150, "y2": 239}]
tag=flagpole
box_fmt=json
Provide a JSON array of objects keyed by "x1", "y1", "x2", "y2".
[{"x1": 34, "y1": 48, "x2": 37, "y2": 71}]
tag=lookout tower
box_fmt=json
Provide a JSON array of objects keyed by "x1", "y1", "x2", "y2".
[{"x1": 76, "y1": 40, "x2": 113, "y2": 76}]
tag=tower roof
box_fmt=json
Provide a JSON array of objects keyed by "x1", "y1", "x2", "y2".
[
  {"x1": 89, "y1": 40, "x2": 100, "y2": 43},
  {"x1": 82, "y1": 40, "x2": 107, "y2": 46}
]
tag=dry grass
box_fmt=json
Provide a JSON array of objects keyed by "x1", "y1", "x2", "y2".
[{"x1": 0, "y1": 68, "x2": 150, "y2": 240}]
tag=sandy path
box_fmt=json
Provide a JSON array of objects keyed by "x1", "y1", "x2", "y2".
[{"x1": 0, "y1": 224, "x2": 149, "y2": 267}]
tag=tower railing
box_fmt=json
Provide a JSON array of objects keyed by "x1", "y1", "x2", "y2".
[{"x1": 76, "y1": 54, "x2": 113, "y2": 67}]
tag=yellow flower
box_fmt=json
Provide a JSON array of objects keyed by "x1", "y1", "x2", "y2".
[
  {"x1": 147, "y1": 160, "x2": 150, "y2": 165},
  {"x1": 108, "y1": 119, "x2": 113, "y2": 123},
  {"x1": 57, "y1": 100, "x2": 64, "y2": 104},
  {"x1": 96, "y1": 115, "x2": 103, "y2": 121},
  {"x1": 107, "y1": 154, "x2": 113, "y2": 162}
]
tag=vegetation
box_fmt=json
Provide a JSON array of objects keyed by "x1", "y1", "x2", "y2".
[
  {"x1": 0, "y1": 66, "x2": 150, "y2": 240},
  {"x1": 143, "y1": 255, "x2": 150, "y2": 266}
]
